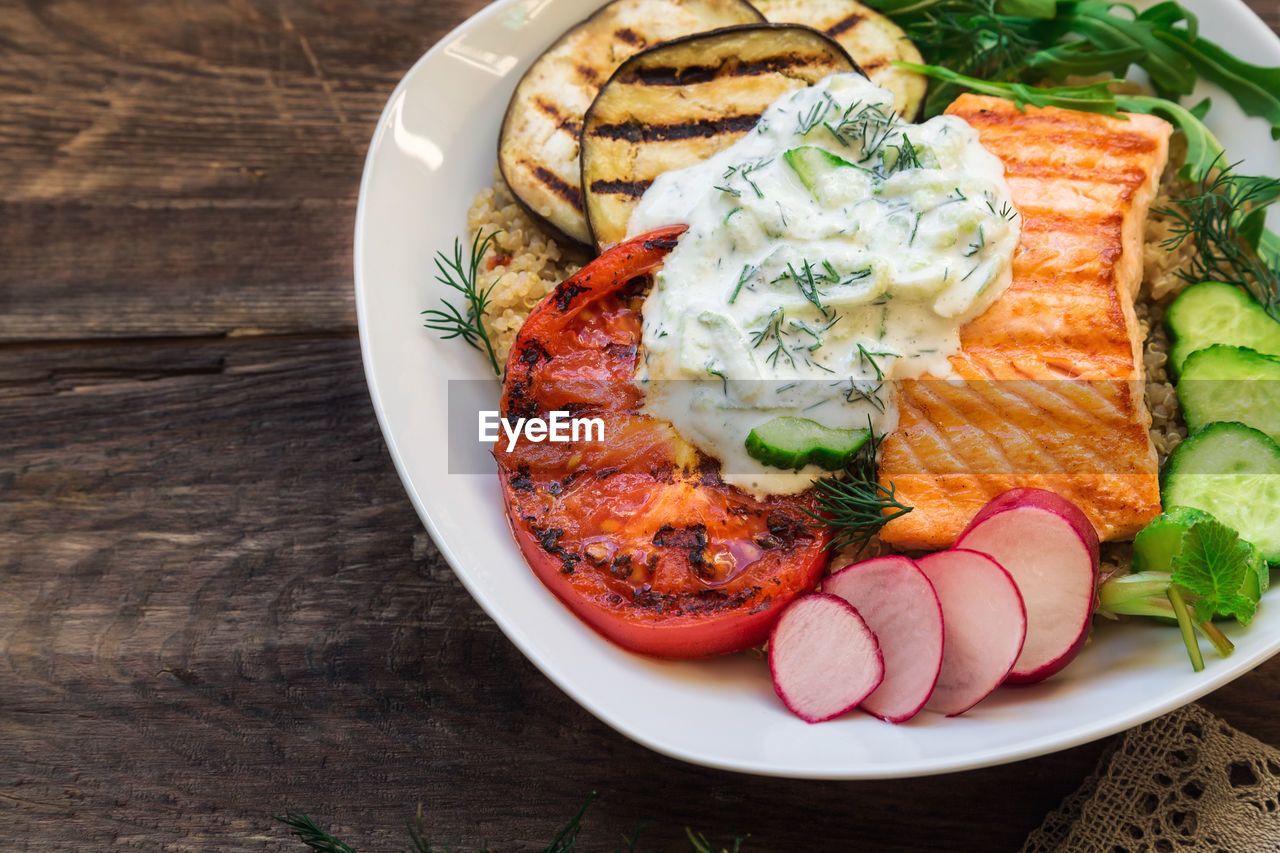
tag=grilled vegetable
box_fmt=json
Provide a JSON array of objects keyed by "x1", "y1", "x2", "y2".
[
  {"x1": 497, "y1": 0, "x2": 763, "y2": 248},
  {"x1": 751, "y1": 0, "x2": 926, "y2": 119},
  {"x1": 581, "y1": 24, "x2": 858, "y2": 249}
]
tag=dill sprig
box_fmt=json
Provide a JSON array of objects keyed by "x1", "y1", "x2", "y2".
[
  {"x1": 1156, "y1": 159, "x2": 1280, "y2": 320},
  {"x1": 275, "y1": 812, "x2": 358, "y2": 853},
  {"x1": 807, "y1": 428, "x2": 913, "y2": 553},
  {"x1": 422, "y1": 229, "x2": 503, "y2": 376},
  {"x1": 277, "y1": 794, "x2": 746, "y2": 852}
]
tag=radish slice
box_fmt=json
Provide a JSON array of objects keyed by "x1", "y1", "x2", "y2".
[
  {"x1": 823, "y1": 556, "x2": 943, "y2": 723},
  {"x1": 768, "y1": 593, "x2": 884, "y2": 723},
  {"x1": 954, "y1": 489, "x2": 1099, "y2": 683},
  {"x1": 916, "y1": 549, "x2": 1027, "y2": 716}
]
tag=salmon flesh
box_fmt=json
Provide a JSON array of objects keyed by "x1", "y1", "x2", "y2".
[{"x1": 877, "y1": 95, "x2": 1171, "y2": 549}]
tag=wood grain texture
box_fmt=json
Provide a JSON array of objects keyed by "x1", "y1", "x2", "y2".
[{"x1": 4, "y1": 1, "x2": 1280, "y2": 850}]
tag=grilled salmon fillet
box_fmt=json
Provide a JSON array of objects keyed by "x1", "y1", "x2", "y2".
[{"x1": 878, "y1": 95, "x2": 1171, "y2": 549}]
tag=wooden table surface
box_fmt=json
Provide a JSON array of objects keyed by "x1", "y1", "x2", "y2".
[{"x1": 5, "y1": 2, "x2": 1280, "y2": 850}]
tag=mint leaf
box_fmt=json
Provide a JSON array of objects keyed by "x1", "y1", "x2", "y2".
[{"x1": 1170, "y1": 518, "x2": 1259, "y2": 625}]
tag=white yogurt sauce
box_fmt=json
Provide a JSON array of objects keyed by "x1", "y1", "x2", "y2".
[{"x1": 627, "y1": 73, "x2": 1019, "y2": 496}]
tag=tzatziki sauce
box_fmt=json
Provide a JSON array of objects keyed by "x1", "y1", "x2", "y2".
[{"x1": 627, "y1": 73, "x2": 1019, "y2": 496}]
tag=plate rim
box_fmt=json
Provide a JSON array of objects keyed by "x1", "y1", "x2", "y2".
[{"x1": 354, "y1": 0, "x2": 1280, "y2": 779}]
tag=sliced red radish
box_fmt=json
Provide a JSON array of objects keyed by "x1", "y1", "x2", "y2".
[
  {"x1": 768, "y1": 593, "x2": 884, "y2": 723},
  {"x1": 822, "y1": 556, "x2": 943, "y2": 723},
  {"x1": 954, "y1": 488, "x2": 1100, "y2": 684},
  {"x1": 916, "y1": 549, "x2": 1027, "y2": 716}
]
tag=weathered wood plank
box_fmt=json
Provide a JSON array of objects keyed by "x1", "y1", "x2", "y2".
[
  {"x1": 0, "y1": 0, "x2": 478, "y2": 340},
  {"x1": 0, "y1": 335, "x2": 1123, "y2": 851}
]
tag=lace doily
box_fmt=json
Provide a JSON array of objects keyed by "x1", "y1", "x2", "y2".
[{"x1": 1022, "y1": 703, "x2": 1280, "y2": 853}]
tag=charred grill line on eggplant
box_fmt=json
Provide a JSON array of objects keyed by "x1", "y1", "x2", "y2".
[
  {"x1": 590, "y1": 113, "x2": 764, "y2": 143},
  {"x1": 497, "y1": 0, "x2": 764, "y2": 248},
  {"x1": 580, "y1": 24, "x2": 859, "y2": 249}
]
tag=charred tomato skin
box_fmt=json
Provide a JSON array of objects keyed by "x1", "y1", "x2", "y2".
[{"x1": 495, "y1": 225, "x2": 829, "y2": 659}]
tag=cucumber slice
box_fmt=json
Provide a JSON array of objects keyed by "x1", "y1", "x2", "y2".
[
  {"x1": 1163, "y1": 422, "x2": 1280, "y2": 562},
  {"x1": 745, "y1": 416, "x2": 869, "y2": 470},
  {"x1": 1133, "y1": 506, "x2": 1212, "y2": 574},
  {"x1": 1166, "y1": 281, "x2": 1280, "y2": 374},
  {"x1": 783, "y1": 146, "x2": 858, "y2": 195},
  {"x1": 1178, "y1": 345, "x2": 1280, "y2": 443}
]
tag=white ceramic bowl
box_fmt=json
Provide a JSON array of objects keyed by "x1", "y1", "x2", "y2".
[{"x1": 355, "y1": 0, "x2": 1280, "y2": 778}]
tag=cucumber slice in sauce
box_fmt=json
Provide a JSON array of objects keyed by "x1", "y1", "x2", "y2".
[
  {"x1": 1163, "y1": 422, "x2": 1280, "y2": 562},
  {"x1": 1178, "y1": 344, "x2": 1280, "y2": 443},
  {"x1": 783, "y1": 146, "x2": 858, "y2": 195},
  {"x1": 745, "y1": 416, "x2": 869, "y2": 471},
  {"x1": 1166, "y1": 281, "x2": 1280, "y2": 374}
]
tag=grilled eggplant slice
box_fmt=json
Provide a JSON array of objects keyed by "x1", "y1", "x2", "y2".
[
  {"x1": 581, "y1": 24, "x2": 857, "y2": 249},
  {"x1": 498, "y1": 0, "x2": 763, "y2": 248},
  {"x1": 751, "y1": 0, "x2": 926, "y2": 120}
]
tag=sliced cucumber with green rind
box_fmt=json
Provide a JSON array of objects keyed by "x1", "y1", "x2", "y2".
[
  {"x1": 745, "y1": 416, "x2": 869, "y2": 471},
  {"x1": 783, "y1": 146, "x2": 858, "y2": 196},
  {"x1": 1163, "y1": 422, "x2": 1280, "y2": 562},
  {"x1": 1167, "y1": 281, "x2": 1280, "y2": 374},
  {"x1": 1178, "y1": 344, "x2": 1280, "y2": 443}
]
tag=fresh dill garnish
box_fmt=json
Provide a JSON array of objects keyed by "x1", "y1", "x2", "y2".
[
  {"x1": 856, "y1": 343, "x2": 892, "y2": 381},
  {"x1": 421, "y1": 229, "x2": 503, "y2": 377},
  {"x1": 824, "y1": 100, "x2": 896, "y2": 159},
  {"x1": 715, "y1": 184, "x2": 742, "y2": 198},
  {"x1": 909, "y1": 211, "x2": 923, "y2": 246},
  {"x1": 722, "y1": 159, "x2": 769, "y2": 199},
  {"x1": 806, "y1": 427, "x2": 913, "y2": 553},
  {"x1": 884, "y1": 135, "x2": 922, "y2": 173},
  {"x1": 706, "y1": 363, "x2": 729, "y2": 394},
  {"x1": 279, "y1": 793, "x2": 705, "y2": 853},
  {"x1": 275, "y1": 813, "x2": 357, "y2": 853},
  {"x1": 795, "y1": 96, "x2": 831, "y2": 135},
  {"x1": 750, "y1": 308, "x2": 794, "y2": 368},
  {"x1": 965, "y1": 224, "x2": 985, "y2": 257},
  {"x1": 789, "y1": 318, "x2": 827, "y2": 352},
  {"x1": 839, "y1": 378, "x2": 887, "y2": 413},
  {"x1": 1156, "y1": 159, "x2": 1280, "y2": 320},
  {"x1": 782, "y1": 260, "x2": 831, "y2": 310},
  {"x1": 729, "y1": 263, "x2": 759, "y2": 304}
]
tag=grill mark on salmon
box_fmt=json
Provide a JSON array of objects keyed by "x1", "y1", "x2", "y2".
[{"x1": 878, "y1": 95, "x2": 1171, "y2": 548}]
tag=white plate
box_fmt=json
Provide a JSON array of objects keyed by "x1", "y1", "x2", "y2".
[{"x1": 355, "y1": 0, "x2": 1280, "y2": 778}]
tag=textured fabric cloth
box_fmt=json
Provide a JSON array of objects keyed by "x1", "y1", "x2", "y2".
[{"x1": 1022, "y1": 704, "x2": 1280, "y2": 853}]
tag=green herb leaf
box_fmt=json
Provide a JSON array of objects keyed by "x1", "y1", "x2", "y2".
[
  {"x1": 275, "y1": 813, "x2": 359, "y2": 853},
  {"x1": 806, "y1": 427, "x2": 912, "y2": 552},
  {"x1": 422, "y1": 229, "x2": 504, "y2": 377},
  {"x1": 1157, "y1": 27, "x2": 1280, "y2": 140},
  {"x1": 1170, "y1": 517, "x2": 1259, "y2": 625}
]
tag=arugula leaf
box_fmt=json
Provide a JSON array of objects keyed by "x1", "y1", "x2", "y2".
[
  {"x1": 895, "y1": 62, "x2": 1121, "y2": 112},
  {"x1": 1157, "y1": 30, "x2": 1280, "y2": 140},
  {"x1": 1170, "y1": 517, "x2": 1259, "y2": 625}
]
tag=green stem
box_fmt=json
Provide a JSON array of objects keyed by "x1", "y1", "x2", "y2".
[
  {"x1": 1198, "y1": 620, "x2": 1236, "y2": 658},
  {"x1": 1096, "y1": 572, "x2": 1176, "y2": 617},
  {"x1": 1168, "y1": 585, "x2": 1204, "y2": 672}
]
